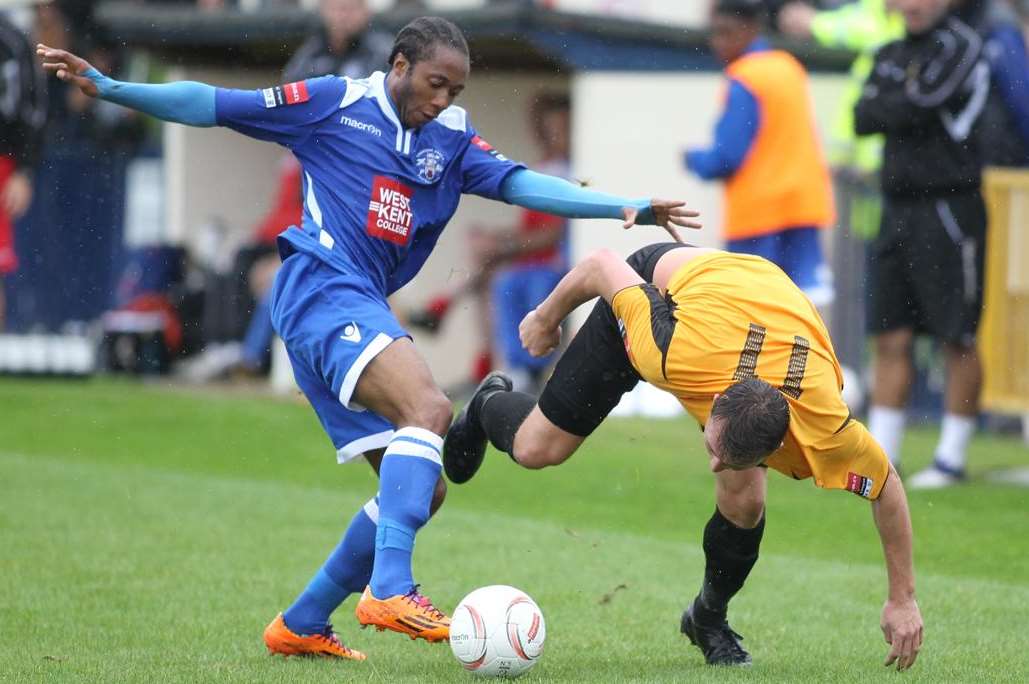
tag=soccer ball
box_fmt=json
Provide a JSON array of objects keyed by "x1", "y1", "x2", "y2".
[{"x1": 449, "y1": 585, "x2": 546, "y2": 678}]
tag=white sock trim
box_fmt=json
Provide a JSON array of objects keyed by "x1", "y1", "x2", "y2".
[
  {"x1": 869, "y1": 405, "x2": 906, "y2": 465},
  {"x1": 363, "y1": 497, "x2": 380, "y2": 524},
  {"x1": 384, "y1": 426, "x2": 443, "y2": 466},
  {"x1": 935, "y1": 413, "x2": 976, "y2": 471}
]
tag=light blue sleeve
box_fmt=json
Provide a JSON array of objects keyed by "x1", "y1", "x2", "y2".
[
  {"x1": 85, "y1": 67, "x2": 216, "y2": 127},
  {"x1": 499, "y1": 169, "x2": 654, "y2": 224}
]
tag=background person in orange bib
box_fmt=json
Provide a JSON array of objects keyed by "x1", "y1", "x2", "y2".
[{"x1": 686, "y1": 0, "x2": 835, "y2": 308}]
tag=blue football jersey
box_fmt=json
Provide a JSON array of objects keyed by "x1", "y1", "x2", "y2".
[{"x1": 215, "y1": 72, "x2": 524, "y2": 295}]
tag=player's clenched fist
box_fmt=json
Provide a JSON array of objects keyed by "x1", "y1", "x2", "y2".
[
  {"x1": 37, "y1": 44, "x2": 100, "y2": 98},
  {"x1": 519, "y1": 309, "x2": 561, "y2": 358}
]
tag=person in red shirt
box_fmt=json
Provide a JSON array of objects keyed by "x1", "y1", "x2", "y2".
[
  {"x1": 410, "y1": 92, "x2": 571, "y2": 390},
  {"x1": 0, "y1": 11, "x2": 47, "y2": 330}
]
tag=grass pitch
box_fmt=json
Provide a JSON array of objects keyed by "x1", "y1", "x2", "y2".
[{"x1": 1, "y1": 378, "x2": 1028, "y2": 682}]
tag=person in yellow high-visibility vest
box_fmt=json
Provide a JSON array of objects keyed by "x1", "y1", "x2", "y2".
[{"x1": 686, "y1": 0, "x2": 836, "y2": 308}]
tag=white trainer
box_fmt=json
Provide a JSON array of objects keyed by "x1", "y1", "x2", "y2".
[{"x1": 907, "y1": 464, "x2": 965, "y2": 490}]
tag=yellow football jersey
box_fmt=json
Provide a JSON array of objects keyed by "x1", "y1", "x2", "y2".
[{"x1": 611, "y1": 252, "x2": 888, "y2": 499}]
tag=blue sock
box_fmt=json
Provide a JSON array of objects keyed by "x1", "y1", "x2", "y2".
[
  {"x1": 282, "y1": 497, "x2": 378, "y2": 635},
  {"x1": 370, "y1": 427, "x2": 443, "y2": 599}
]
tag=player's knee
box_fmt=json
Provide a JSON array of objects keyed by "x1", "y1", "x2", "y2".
[
  {"x1": 513, "y1": 439, "x2": 571, "y2": 470},
  {"x1": 404, "y1": 389, "x2": 453, "y2": 436},
  {"x1": 716, "y1": 476, "x2": 766, "y2": 528},
  {"x1": 717, "y1": 494, "x2": 765, "y2": 529},
  {"x1": 428, "y1": 476, "x2": 447, "y2": 517},
  {"x1": 587, "y1": 248, "x2": 621, "y2": 271}
]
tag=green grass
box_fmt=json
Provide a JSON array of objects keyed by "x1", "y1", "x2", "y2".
[{"x1": 1, "y1": 378, "x2": 1028, "y2": 682}]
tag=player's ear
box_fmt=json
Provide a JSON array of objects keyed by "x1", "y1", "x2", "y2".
[{"x1": 392, "y1": 52, "x2": 411, "y2": 76}]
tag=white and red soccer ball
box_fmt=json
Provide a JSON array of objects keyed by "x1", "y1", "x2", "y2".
[{"x1": 449, "y1": 585, "x2": 546, "y2": 678}]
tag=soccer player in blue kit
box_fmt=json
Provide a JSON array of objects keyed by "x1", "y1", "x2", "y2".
[{"x1": 39, "y1": 17, "x2": 699, "y2": 661}]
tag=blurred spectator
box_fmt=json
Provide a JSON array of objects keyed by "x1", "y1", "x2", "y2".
[
  {"x1": 855, "y1": 0, "x2": 990, "y2": 488},
  {"x1": 6, "y1": 1, "x2": 144, "y2": 331},
  {"x1": 183, "y1": 0, "x2": 390, "y2": 381},
  {"x1": 778, "y1": 0, "x2": 904, "y2": 170},
  {"x1": 0, "y1": 10, "x2": 47, "y2": 331},
  {"x1": 483, "y1": 93, "x2": 570, "y2": 391},
  {"x1": 183, "y1": 156, "x2": 303, "y2": 381},
  {"x1": 686, "y1": 0, "x2": 835, "y2": 307},
  {"x1": 954, "y1": 0, "x2": 1029, "y2": 167},
  {"x1": 408, "y1": 93, "x2": 571, "y2": 393},
  {"x1": 283, "y1": 0, "x2": 392, "y2": 82},
  {"x1": 777, "y1": 0, "x2": 903, "y2": 378},
  {"x1": 244, "y1": 0, "x2": 391, "y2": 373}
]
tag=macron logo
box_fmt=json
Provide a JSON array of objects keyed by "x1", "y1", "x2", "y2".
[
  {"x1": 340, "y1": 323, "x2": 362, "y2": 344},
  {"x1": 341, "y1": 115, "x2": 382, "y2": 137}
]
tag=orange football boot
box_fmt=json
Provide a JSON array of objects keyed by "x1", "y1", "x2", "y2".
[
  {"x1": 354, "y1": 585, "x2": 450, "y2": 643},
  {"x1": 263, "y1": 613, "x2": 366, "y2": 661}
]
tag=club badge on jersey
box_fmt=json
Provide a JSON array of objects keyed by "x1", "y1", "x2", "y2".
[
  {"x1": 263, "y1": 81, "x2": 311, "y2": 108},
  {"x1": 415, "y1": 148, "x2": 446, "y2": 182}
]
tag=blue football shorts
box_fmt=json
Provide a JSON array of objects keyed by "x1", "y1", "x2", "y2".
[
  {"x1": 270, "y1": 252, "x2": 408, "y2": 463},
  {"x1": 491, "y1": 264, "x2": 565, "y2": 371},
  {"x1": 727, "y1": 226, "x2": 834, "y2": 307}
]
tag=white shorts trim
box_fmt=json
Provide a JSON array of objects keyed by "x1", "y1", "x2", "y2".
[
  {"x1": 336, "y1": 429, "x2": 394, "y2": 464},
  {"x1": 338, "y1": 332, "x2": 395, "y2": 411}
]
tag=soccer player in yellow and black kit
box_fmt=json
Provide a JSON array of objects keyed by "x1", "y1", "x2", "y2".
[{"x1": 444, "y1": 242, "x2": 924, "y2": 671}]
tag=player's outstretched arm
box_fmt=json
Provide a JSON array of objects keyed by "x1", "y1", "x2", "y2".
[
  {"x1": 871, "y1": 464, "x2": 924, "y2": 671},
  {"x1": 499, "y1": 169, "x2": 700, "y2": 243},
  {"x1": 37, "y1": 44, "x2": 216, "y2": 127},
  {"x1": 520, "y1": 249, "x2": 643, "y2": 357}
]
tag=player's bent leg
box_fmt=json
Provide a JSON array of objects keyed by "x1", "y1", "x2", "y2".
[
  {"x1": 714, "y1": 466, "x2": 767, "y2": 529},
  {"x1": 444, "y1": 244, "x2": 680, "y2": 482},
  {"x1": 350, "y1": 338, "x2": 452, "y2": 642},
  {"x1": 443, "y1": 371, "x2": 516, "y2": 484},
  {"x1": 445, "y1": 283, "x2": 642, "y2": 483},
  {"x1": 367, "y1": 448, "x2": 448, "y2": 516},
  {"x1": 682, "y1": 467, "x2": 767, "y2": 666},
  {"x1": 510, "y1": 406, "x2": 585, "y2": 469}
]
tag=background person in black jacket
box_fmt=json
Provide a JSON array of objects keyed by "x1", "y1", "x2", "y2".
[
  {"x1": 0, "y1": 10, "x2": 46, "y2": 331},
  {"x1": 855, "y1": 0, "x2": 990, "y2": 489},
  {"x1": 283, "y1": 0, "x2": 392, "y2": 82}
]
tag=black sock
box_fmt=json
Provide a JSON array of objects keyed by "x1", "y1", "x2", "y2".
[
  {"x1": 478, "y1": 390, "x2": 536, "y2": 455},
  {"x1": 695, "y1": 507, "x2": 765, "y2": 625}
]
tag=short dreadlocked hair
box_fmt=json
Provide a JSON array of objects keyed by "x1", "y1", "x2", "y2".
[{"x1": 389, "y1": 16, "x2": 469, "y2": 67}]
